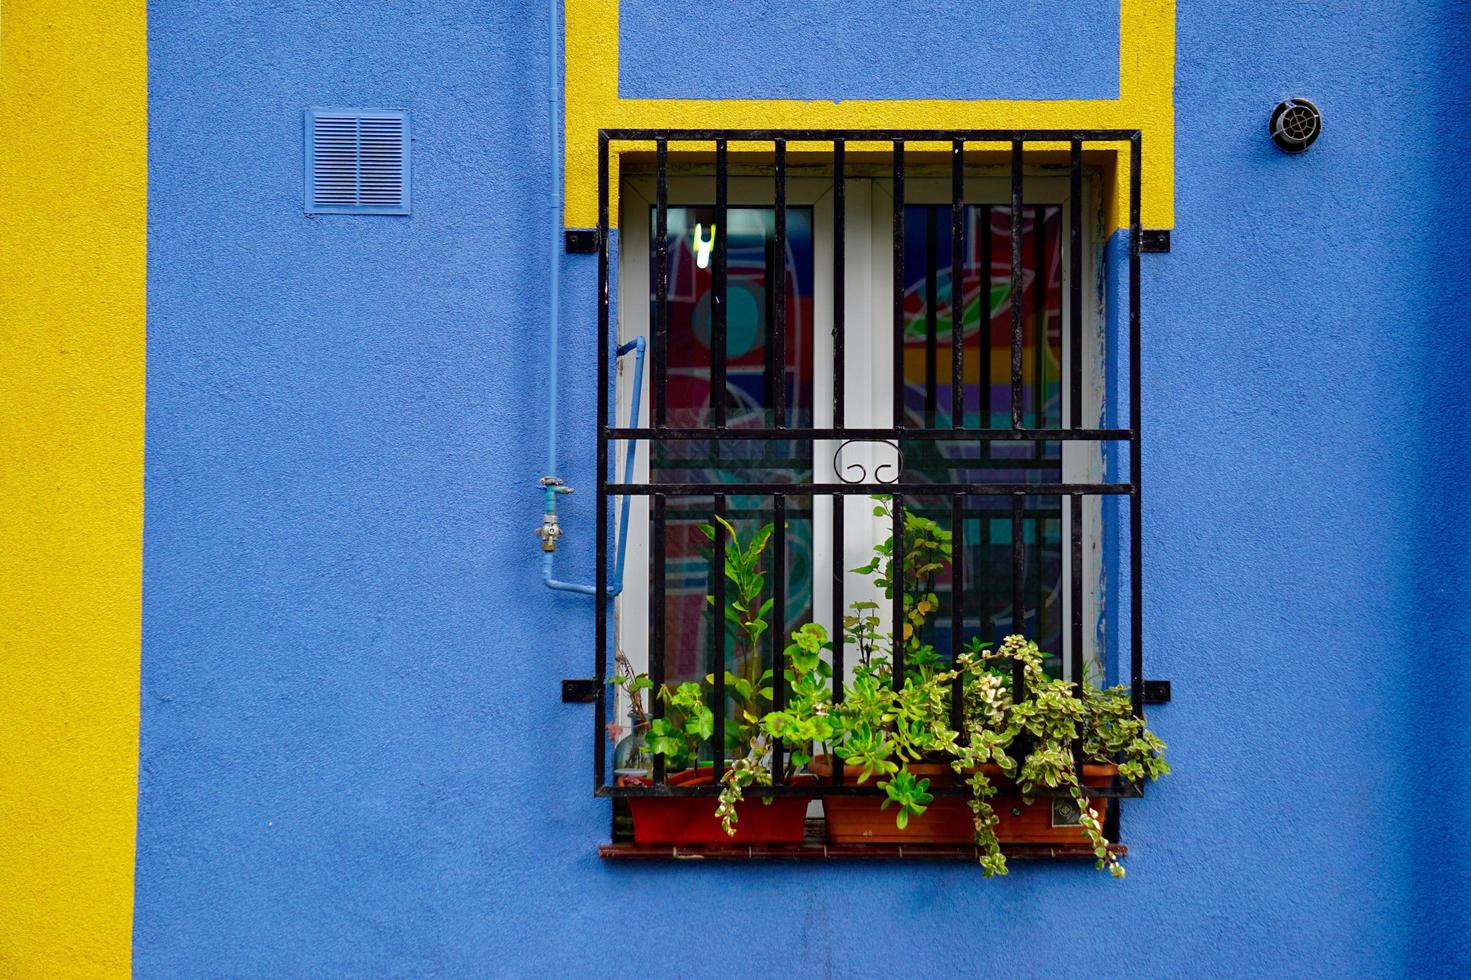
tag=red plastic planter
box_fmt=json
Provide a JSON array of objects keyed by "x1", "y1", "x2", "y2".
[
  {"x1": 987, "y1": 764, "x2": 1118, "y2": 844},
  {"x1": 810, "y1": 757, "x2": 1117, "y2": 846},
  {"x1": 622, "y1": 769, "x2": 816, "y2": 846},
  {"x1": 811, "y1": 759, "x2": 973, "y2": 845}
]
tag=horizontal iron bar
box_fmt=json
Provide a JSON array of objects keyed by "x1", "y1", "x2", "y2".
[
  {"x1": 601, "y1": 128, "x2": 1142, "y2": 142},
  {"x1": 606, "y1": 427, "x2": 1132, "y2": 442},
  {"x1": 597, "y1": 782, "x2": 1145, "y2": 799},
  {"x1": 620, "y1": 462, "x2": 1073, "y2": 477},
  {"x1": 652, "y1": 505, "x2": 1072, "y2": 519},
  {"x1": 606, "y1": 482, "x2": 1133, "y2": 496}
]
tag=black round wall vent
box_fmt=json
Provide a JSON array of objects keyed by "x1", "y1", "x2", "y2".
[{"x1": 1270, "y1": 98, "x2": 1321, "y2": 153}]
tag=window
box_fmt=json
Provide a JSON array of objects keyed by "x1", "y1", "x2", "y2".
[
  {"x1": 617, "y1": 170, "x2": 1104, "y2": 692},
  {"x1": 591, "y1": 131, "x2": 1146, "y2": 847}
]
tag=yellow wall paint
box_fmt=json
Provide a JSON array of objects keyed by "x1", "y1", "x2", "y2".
[
  {"x1": 564, "y1": 0, "x2": 1174, "y2": 231},
  {"x1": 0, "y1": 0, "x2": 146, "y2": 975}
]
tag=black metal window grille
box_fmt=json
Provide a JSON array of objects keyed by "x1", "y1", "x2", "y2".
[{"x1": 593, "y1": 130, "x2": 1145, "y2": 812}]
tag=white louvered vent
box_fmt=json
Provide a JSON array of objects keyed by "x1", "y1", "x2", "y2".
[{"x1": 304, "y1": 109, "x2": 410, "y2": 215}]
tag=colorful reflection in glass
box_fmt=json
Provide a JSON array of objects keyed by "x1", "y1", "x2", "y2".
[
  {"x1": 899, "y1": 205, "x2": 1066, "y2": 675},
  {"x1": 649, "y1": 206, "x2": 816, "y2": 687}
]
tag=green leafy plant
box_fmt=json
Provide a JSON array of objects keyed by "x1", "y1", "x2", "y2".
[
  {"x1": 822, "y1": 497, "x2": 1167, "y2": 877},
  {"x1": 619, "y1": 500, "x2": 1170, "y2": 877},
  {"x1": 710, "y1": 497, "x2": 967, "y2": 833},
  {"x1": 697, "y1": 515, "x2": 778, "y2": 756},
  {"x1": 949, "y1": 635, "x2": 1171, "y2": 877},
  {"x1": 880, "y1": 769, "x2": 935, "y2": 829},
  {"x1": 618, "y1": 678, "x2": 712, "y2": 772},
  {"x1": 617, "y1": 517, "x2": 798, "y2": 834},
  {"x1": 718, "y1": 621, "x2": 834, "y2": 832},
  {"x1": 849, "y1": 496, "x2": 953, "y2": 680}
]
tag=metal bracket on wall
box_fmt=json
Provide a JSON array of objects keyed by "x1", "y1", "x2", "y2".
[
  {"x1": 1143, "y1": 679, "x2": 1172, "y2": 704},
  {"x1": 562, "y1": 678, "x2": 600, "y2": 703},
  {"x1": 1140, "y1": 229, "x2": 1171, "y2": 253},
  {"x1": 565, "y1": 228, "x2": 600, "y2": 253}
]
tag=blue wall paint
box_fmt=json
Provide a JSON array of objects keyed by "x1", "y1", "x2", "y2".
[
  {"x1": 139, "y1": 1, "x2": 1471, "y2": 976},
  {"x1": 618, "y1": 0, "x2": 1119, "y2": 101}
]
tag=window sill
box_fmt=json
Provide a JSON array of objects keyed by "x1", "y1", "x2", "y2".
[
  {"x1": 601, "y1": 820, "x2": 1126, "y2": 862},
  {"x1": 599, "y1": 841, "x2": 1125, "y2": 862}
]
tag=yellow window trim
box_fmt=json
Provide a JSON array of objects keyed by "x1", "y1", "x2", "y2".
[{"x1": 563, "y1": 0, "x2": 1175, "y2": 233}]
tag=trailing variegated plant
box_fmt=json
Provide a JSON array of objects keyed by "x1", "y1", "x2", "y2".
[{"x1": 949, "y1": 635, "x2": 1170, "y2": 877}]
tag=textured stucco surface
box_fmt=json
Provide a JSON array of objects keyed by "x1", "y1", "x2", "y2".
[
  {"x1": 619, "y1": 0, "x2": 1120, "y2": 101},
  {"x1": 0, "y1": 1, "x2": 146, "y2": 976},
  {"x1": 136, "y1": 0, "x2": 1470, "y2": 976}
]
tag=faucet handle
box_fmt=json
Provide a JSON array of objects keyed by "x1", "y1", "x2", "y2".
[{"x1": 536, "y1": 513, "x2": 564, "y2": 552}]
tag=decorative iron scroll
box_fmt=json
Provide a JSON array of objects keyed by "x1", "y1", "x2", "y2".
[{"x1": 832, "y1": 438, "x2": 904, "y2": 485}]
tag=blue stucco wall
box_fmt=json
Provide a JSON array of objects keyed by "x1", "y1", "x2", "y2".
[
  {"x1": 619, "y1": 0, "x2": 1119, "y2": 101},
  {"x1": 139, "y1": 1, "x2": 1471, "y2": 976}
]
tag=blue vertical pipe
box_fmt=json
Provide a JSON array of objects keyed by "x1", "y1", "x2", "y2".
[
  {"x1": 543, "y1": 339, "x2": 644, "y2": 596},
  {"x1": 545, "y1": 0, "x2": 562, "y2": 481},
  {"x1": 540, "y1": 0, "x2": 639, "y2": 597}
]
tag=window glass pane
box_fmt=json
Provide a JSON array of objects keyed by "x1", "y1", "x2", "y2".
[
  {"x1": 899, "y1": 204, "x2": 1065, "y2": 675},
  {"x1": 649, "y1": 206, "x2": 816, "y2": 697}
]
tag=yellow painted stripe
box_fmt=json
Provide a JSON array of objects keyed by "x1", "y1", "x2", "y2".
[
  {"x1": 563, "y1": 0, "x2": 1174, "y2": 231},
  {"x1": 0, "y1": 1, "x2": 147, "y2": 975}
]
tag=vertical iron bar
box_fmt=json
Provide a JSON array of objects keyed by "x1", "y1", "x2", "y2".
[
  {"x1": 1070, "y1": 492, "x2": 1085, "y2": 773},
  {"x1": 1037, "y1": 510, "x2": 1047, "y2": 660},
  {"x1": 951, "y1": 139, "x2": 965, "y2": 429},
  {"x1": 831, "y1": 138, "x2": 846, "y2": 786},
  {"x1": 982, "y1": 205, "x2": 992, "y2": 435},
  {"x1": 770, "y1": 495, "x2": 787, "y2": 782},
  {"x1": 763, "y1": 235, "x2": 777, "y2": 420},
  {"x1": 1129, "y1": 134, "x2": 1144, "y2": 719},
  {"x1": 1034, "y1": 205, "x2": 1046, "y2": 434},
  {"x1": 712, "y1": 494, "x2": 728, "y2": 778},
  {"x1": 833, "y1": 140, "x2": 846, "y2": 430},
  {"x1": 1010, "y1": 140, "x2": 1024, "y2": 430},
  {"x1": 595, "y1": 132, "x2": 610, "y2": 792},
  {"x1": 713, "y1": 139, "x2": 728, "y2": 429},
  {"x1": 925, "y1": 207, "x2": 938, "y2": 428},
  {"x1": 773, "y1": 139, "x2": 787, "y2": 428},
  {"x1": 1010, "y1": 492, "x2": 1025, "y2": 699},
  {"x1": 654, "y1": 139, "x2": 669, "y2": 428},
  {"x1": 950, "y1": 493, "x2": 965, "y2": 736},
  {"x1": 892, "y1": 139, "x2": 906, "y2": 431},
  {"x1": 1070, "y1": 494, "x2": 1085, "y2": 688},
  {"x1": 979, "y1": 503, "x2": 991, "y2": 647},
  {"x1": 1033, "y1": 205, "x2": 1047, "y2": 657},
  {"x1": 831, "y1": 492, "x2": 845, "y2": 785},
  {"x1": 1069, "y1": 140, "x2": 1083, "y2": 431},
  {"x1": 1105, "y1": 793, "x2": 1121, "y2": 843},
  {"x1": 892, "y1": 492, "x2": 905, "y2": 686},
  {"x1": 650, "y1": 495, "x2": 667, "y2": 784}
]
